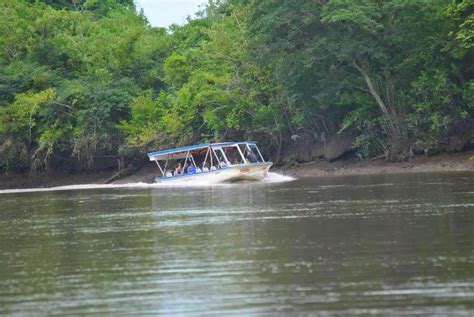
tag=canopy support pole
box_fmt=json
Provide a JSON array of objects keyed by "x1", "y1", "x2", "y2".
[
  {"x1": 209, "y1": 147, "x2": 213, "y2": 167},
  {"x1": 236, "y1": 145, "x2": 245, "y2": 164},
  {"x1": 254, "y1": 145, "x2": 265, "y2": 162},
  {"x1": 184, "y1": 150, "x2": 190, "y2": 167},
  {"x1": 190, "y1": 153, "x2": 197, "y2": 167},
  {"x1": 203, "y1": 147, "x2": 210, "y2": 168},
  {"x1": 220, "y1": 148, "x2": 230, "y2": 165},
  {"x1": 211, "y1": 147, "x2": 222, "y2": 168},
  {"x1": 246, "y1": 144, "x2": 252, "y2": 152},
  {"x1": 155, "y1": 159, "x2": 165, "y2": 176}
]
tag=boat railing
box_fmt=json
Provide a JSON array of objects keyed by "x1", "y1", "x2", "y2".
[{"x1": 157, "y1": 161, "x2": 270, "y2": 179}]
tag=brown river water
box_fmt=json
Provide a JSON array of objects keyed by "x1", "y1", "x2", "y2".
[{"x1": 0, "y1": 172, "x2": 473, "y2": 315}]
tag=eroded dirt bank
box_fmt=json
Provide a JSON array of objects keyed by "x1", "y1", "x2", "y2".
[{"x1": 280, "y1": 150, "x2": 474, "y2": 177}]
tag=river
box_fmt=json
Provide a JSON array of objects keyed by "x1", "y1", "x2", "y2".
[{"x1": 1, "y1": 172, "x2": 473, "y2": 315}]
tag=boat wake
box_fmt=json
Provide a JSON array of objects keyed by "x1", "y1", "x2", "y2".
[
  {"x1": 0, "y1": 172, "x2": 295, "y2": 194},
  {"x1": 263, "y1": 172, "x2": 295, "y2": 183}
]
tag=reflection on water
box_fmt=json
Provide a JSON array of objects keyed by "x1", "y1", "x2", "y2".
[{"x1": 0, "y1": 172, "x2": 473, "y2": 315}]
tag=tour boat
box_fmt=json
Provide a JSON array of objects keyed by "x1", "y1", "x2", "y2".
[{"x1": 147, "y1": 141, "x2": 272, "y2": 183}]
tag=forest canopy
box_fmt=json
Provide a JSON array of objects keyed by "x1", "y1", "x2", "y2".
[{"x1": 0, "y1": 0, "x2": 472, "y2": 172}]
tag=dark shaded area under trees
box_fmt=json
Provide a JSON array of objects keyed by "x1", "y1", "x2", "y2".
[{"x1": 0, "y1": 0, "x2": 472, "y2": 175}]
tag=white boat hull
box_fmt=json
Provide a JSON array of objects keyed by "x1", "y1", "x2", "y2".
[{"x1": 154, "y1": 162, "x2": 272, "y2": 184}]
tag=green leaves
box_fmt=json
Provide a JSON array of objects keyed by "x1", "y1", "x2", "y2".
[
  {"x1": 322, "y1": 0, "x2": 384, "y2": 32},
  {"x1": 0, "y1": 0, "x2": 472, "y2": 172},
  {"x1": 0, "y1": 88, "x2": 55, "y2": 171},
  {"x1": 447, "y1": 0, "x2": 474, "y2": 54},
  {"x1": 163, "y1": 53, "x2": 190, "y2": 88},
  {"x1": 0, "y1": 88, "x2": 55, "y2": 134}
]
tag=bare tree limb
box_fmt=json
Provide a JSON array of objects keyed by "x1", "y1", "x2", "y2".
[{"x1": 352, "y1": 58, "x2": 399, "y2": 136}]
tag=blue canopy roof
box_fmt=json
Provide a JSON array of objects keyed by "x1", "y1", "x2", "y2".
[{"x1": 147, "y1": 141, "x2": 257, "y2": 161}]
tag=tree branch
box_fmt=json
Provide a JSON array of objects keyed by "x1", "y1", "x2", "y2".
[{"x1": 352, "y1": 58, "x2": 398, "y2": 136}]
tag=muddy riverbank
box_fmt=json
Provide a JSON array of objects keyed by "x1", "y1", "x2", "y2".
[
  {"x1": 281, "y1": 150, "x2": 474, "y2": 177},
  {"x1": 0, "y1": 150, "x2": 472, "y2": 189}
]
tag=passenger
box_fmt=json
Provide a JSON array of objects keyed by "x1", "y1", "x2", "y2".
[
  {"x1": 210, "y1": 164, "x2": 217, "y2": 171},
  {"x1": 219, "y1": 161, "x2": 227, "y2": 168},
  {"x1": 232, "y1": 159, "x2": 239, "y2": 165},
  {"x1": 175, "y1": 162, "x2": 182, "y2": 175},
  {"x1": 187, "y1": 163, "x2": 196, "y2": 174},
  {"x1": 246, "y1": 151, "x2": 258, "y2": 163},
  {"x1": 202, "y1": 162, "x2": 210, "y2": 172}
]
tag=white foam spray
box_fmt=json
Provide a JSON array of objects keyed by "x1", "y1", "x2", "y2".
[{"x1": 0, "y1": 172, "x2": 295, "y2": 195}]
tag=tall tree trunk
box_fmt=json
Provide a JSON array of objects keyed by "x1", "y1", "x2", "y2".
[
  {"x1": 352, "y1": 59, "x2": 409, "y2": 161},
  {"x1": 352, "y1": 59, "x2": 399, "y2": 137}
]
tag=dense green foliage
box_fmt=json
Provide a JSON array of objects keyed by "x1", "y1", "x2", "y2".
[{"x1": 0, "y1": 0, "x2": 472, "y2": 172}]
